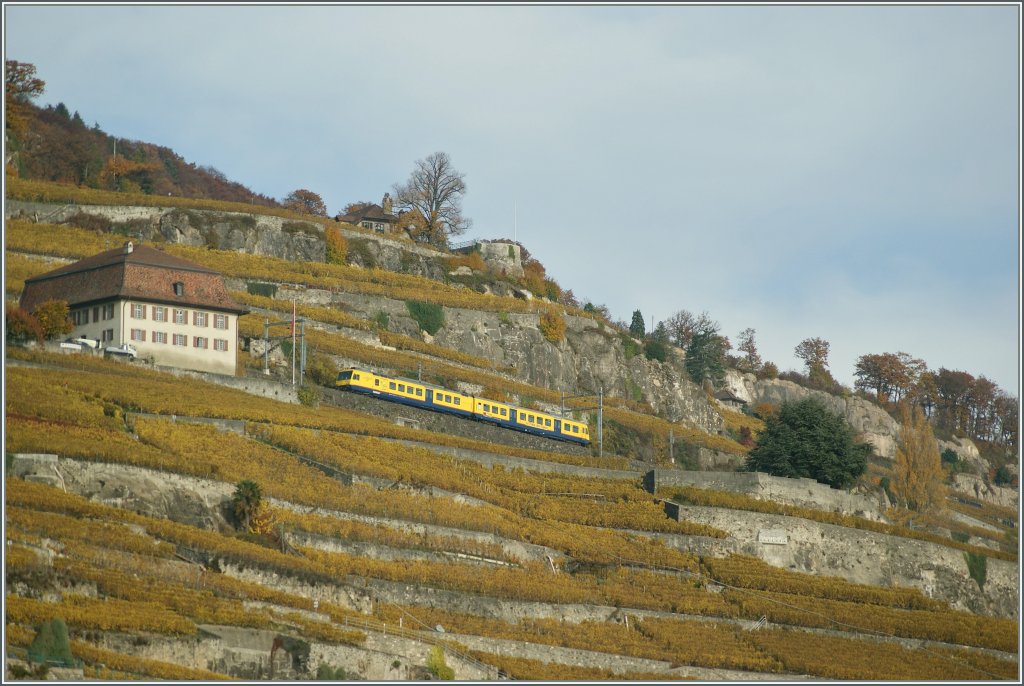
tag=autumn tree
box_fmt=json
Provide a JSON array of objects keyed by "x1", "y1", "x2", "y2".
[
  {"x1": 392, "y1": 151, "x2": 470, "y2": 247},
  {"x1": 324, "y1": 226, "x2": 347, "y2": 265},
  {"x1": 282, "y1": 189, "x2": 328, "y2": 216},
  {"x1": 32, "y1": 300, "x2": 73, "y2": 340},
  {"x1": 794, "y1": 336, "x2": 836, "y2": 389},
  {"x1": 890, "y1": 404, "x2": 946, "y2": 517},
  {"x1": 745, "y1": 396, "x2": 871, "y2": 489},
  {"x1": 5, "y1": 304, "x2": 43, "y2": 343},
  {"x1": 629, "y1": 310, "x2": 646, "y2": 338},
  {"x1": 736, "y1": 328, "x2": 762, "y2": 373},
  {"x1": 5, "y1": 60, "x2": 45, "y2": 137}
]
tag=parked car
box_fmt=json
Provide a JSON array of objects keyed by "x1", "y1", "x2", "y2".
[{"x1": 103, "y1": 343, "x2": 137, "y2": 359}]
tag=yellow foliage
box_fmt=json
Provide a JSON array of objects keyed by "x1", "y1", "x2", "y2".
[
  {"x1": 70, "y1": 641, "x2": 232, "y2": 680},
  {"x1": 891, "y1": 404, "x2": 947, "y2": 515},
  {"x1": 538, "y1": 307, "x2": 566, "y2": 343},
  {"x1": 748, "y1": 627, "x2": 1017, "y2": 680},
  {"x1": 5, "y1": 594, "x2": 196, "y2": 635}
]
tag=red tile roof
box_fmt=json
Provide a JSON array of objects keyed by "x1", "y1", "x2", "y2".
[
  {"x1": 336, "y1": 203, "x2": 395, "y2": 225},
  {"x1": 19, "y1": 243, "x2": 248, "y2": 314}
]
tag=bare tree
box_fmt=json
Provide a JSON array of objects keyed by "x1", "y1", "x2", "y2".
[
  {"x1": 665, "y1": 309, "x2": 718, "y2": 348},
  {"x1": 393, "y1": 151, "x2": 471, "y2": 247}
]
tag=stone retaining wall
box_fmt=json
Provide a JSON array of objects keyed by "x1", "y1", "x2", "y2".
[{"x1": 647, "y1": 469, "x2": 883, "y2": 520}]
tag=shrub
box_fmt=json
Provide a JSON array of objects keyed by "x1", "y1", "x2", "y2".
[
  {"x1": 305, "y1": 353, "x2": 338, "y2": 387},
  {"x1": 758, "y1": 361, "x2": 779, "y2": 379},
  {"x1": 406, "y1": 300, "x2": 445, "y2": 335},
  {"x1": 324, "y1": 227, "x2": 347, "y2": 265},
  {"x1": 539, "y1": 308, "x2": 565, "y2": 343},
  {"x1": 28, "y1": 618, "x2": 78, "y2": 667},
  {"x1": 643, "y1": 338, "x2": 668, "y2": 362},
  {"x1": 297, "y1": 385, "x2": 321, "y2": 407},
  {"x1": 993, "y1": 465, "x2": 1013, "y2": 486},
  {"x1": 964, "y1": 551, "x2": 987, "y2": 589},
  {"x1": 373, "y1": 310, "x2": 390, "y2": 330},
  {"x1": 247, "y1": 282, "x2": 278, "y2": 298},
  {"x1": 426, "y1": 646, "x2": 454, "y2": 680}
]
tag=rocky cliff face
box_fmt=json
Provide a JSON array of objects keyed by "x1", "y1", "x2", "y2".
[{"x1": 724, "y1": 372, "x2": 902, "y2": 459}]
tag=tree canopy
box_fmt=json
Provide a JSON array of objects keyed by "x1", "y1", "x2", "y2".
[
  {"x1": 282, "y1": 188, "x2": 327, "y2": 217},
  {"x1": 629, "y1": 310, "x2": 645, "y2": 338},
  {"x1": 744, "y1": 396, "x2": 871, "y2": 489},
  {"x1": 392, "y1": 151, "x2": 470, "y2": 247},
  {"x1": 891, "y1": 403, "x2": 946, "y2": 516},
  {"x1": 684, "y1": 323, "x2": 727, "y2": 388}
]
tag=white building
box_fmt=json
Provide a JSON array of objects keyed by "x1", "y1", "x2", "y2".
[{"x1": 19, "y1": 242, "x2": 248, "y2": 375}]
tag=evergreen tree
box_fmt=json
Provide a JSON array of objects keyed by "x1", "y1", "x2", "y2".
[
  {"x1": 745, "y1": 397, "x2": 871, "y2": 488},
  {"x1": 629, "y1": 310, "x2": 645, "y2": 338},
  {"x1": 685, "y1": 326, "x2": 726, "y2": 387}
]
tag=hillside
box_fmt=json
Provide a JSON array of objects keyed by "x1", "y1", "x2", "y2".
[
  {"x1": 4, "y1": 186, "x2": 1020, "y2": 680},
  {"x1": 5, "y1": 100, "x2": 279, "y2": 207}
]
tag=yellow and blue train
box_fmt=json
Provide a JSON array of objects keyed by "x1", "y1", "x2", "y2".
[{"x1": 336, "y1": 367, "x2": 591, "y2": 447}]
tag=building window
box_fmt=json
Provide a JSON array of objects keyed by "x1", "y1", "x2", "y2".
[
  {"x1": 174, "y1": 309, "x2": 186, "y2": 325},
  {"x1": 93, "y1": 306, "x2": 99, "y2": 322},
  {"x1": 131, "y1": 303, "x2": 146, "y2": 319},
  {"x1": 72, "y1": 310, "x2": 86, "y2": 326},
  {"x1": 153, "y1": 306, "x2": 167, "y2": 322},
  {"x1": 213, "y1": 338, "x2": 228, "y2": 352},
  {"x1": 130, "y1": 328, "x2": 146, "y2": 342},
  {"x1": 153, "y1": 331, "x2": 167, "y2": 344},
  {"x1": 173, "y1": 282, "x2": 184, "y2": 296},
  {"x1": 193, "y1": 336, "x2": 208, "y2": 349},
  {"x1": 214, "y1": 314, "x2": 227, "y2": 330},
  {"x1": 172, "y1": 333, "x2": 187, "y2": 346},
  {"x1": 103, "y1": 304, "x2": 114, "y2": 320},
  {"x1": 193, "y1": 312, "x2": 208, "y2": 327},
  {"x1": 102, "y1": 329, "x2": 114, "y2": 343}
]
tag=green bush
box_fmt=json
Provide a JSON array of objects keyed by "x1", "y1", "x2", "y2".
[
  {"x1": 426, "y1": 646, "x2": 454, "y2": 680},
  {"x1": 964, "y1": 551, "x2": 987, "y2": 589},
  {"x1": 406, "y1": 300, "x2": 445, "y2": 335},
  {"x1": 28, "y1": 618, "x2": 79, "y2": 667},
  {"x1": 305, "y1": 353, "x2": 338, "y2": 387},
  {"x1": 297, "y1": 386, "x2": 321, "y2": 407},
  {"x1": 644, "y1": 338, "x2": 668, "y2": 362},
  {"x1": 373, "y1": 311, "x2": 390, "y2": 330},
  {"x1": 247, "y1": 282, "x2": 278, "y2": 298}
]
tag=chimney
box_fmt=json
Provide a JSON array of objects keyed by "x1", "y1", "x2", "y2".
[
  {"x1": 124, "y1": 241, "x2": 134, "y2": 254},
  {"x1": 382, "y1": 192, "x2": 393, "y2": 215}
]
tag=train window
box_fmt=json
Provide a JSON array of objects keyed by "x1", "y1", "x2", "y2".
[
  {"x1": 390, "y1": 382, "x2": 396, "y2": 390},
  {"x1": 501, "y1": 408, "x2": 507, "y2": 416},
  {"x1": 454, "y1": 397, "x2": 460, "y2": 405},
  {"x1": 398, "y1": 384, "x2": 405, "y2": 392},
  {"x1": 416, "y1": 388, "x2": 422, "y2": 396},
  {"x1": 353, "y1": 373, "x2": 361, "y2": 380},
  {"x1": 483, "y1": 404, "x2": 490, "y2": 412},
  {"x1": 375, "y1": 379, "x2": 380, "y2": 386},
  {"x1": 338, "y1": 371, "x2": 352, "y2": 381},
  {"x1": 546, "y1": 419, "x2": 552, "y2": 427}
]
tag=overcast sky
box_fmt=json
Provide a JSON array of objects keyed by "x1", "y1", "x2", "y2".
[{"x1": 4, "y1": 3, "x2": 1020, "y2": 395}]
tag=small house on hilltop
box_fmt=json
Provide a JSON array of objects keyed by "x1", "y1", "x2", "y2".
[
  {"x1": 19, "y1": 242, "x2": 248, "y2": 375},
  {"x1": 714, "y1": 389, "x2": 748, "y2": 410},
  {"x1": 336, "y1": 193, "x2": 397, "y2": 234}
]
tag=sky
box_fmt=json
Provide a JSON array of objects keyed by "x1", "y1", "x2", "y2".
[{"x1": 4, "y1": 3, "x2": 1021, "y2": 395}]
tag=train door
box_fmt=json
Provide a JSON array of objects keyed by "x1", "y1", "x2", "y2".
[
  {"x1": 554, "y1": 419, "x2": 561, "y2": 434},
  {"x1": 425, "y1": 389, "x2": 433, "y2": 404},
  {"x1": 509, "y1": 409, "x2": 517, "y2": 424}
]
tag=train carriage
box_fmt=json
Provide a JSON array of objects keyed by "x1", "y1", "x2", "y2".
[{"x1": 336, "y1": 367, "x2": 590, "y2": 447}]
